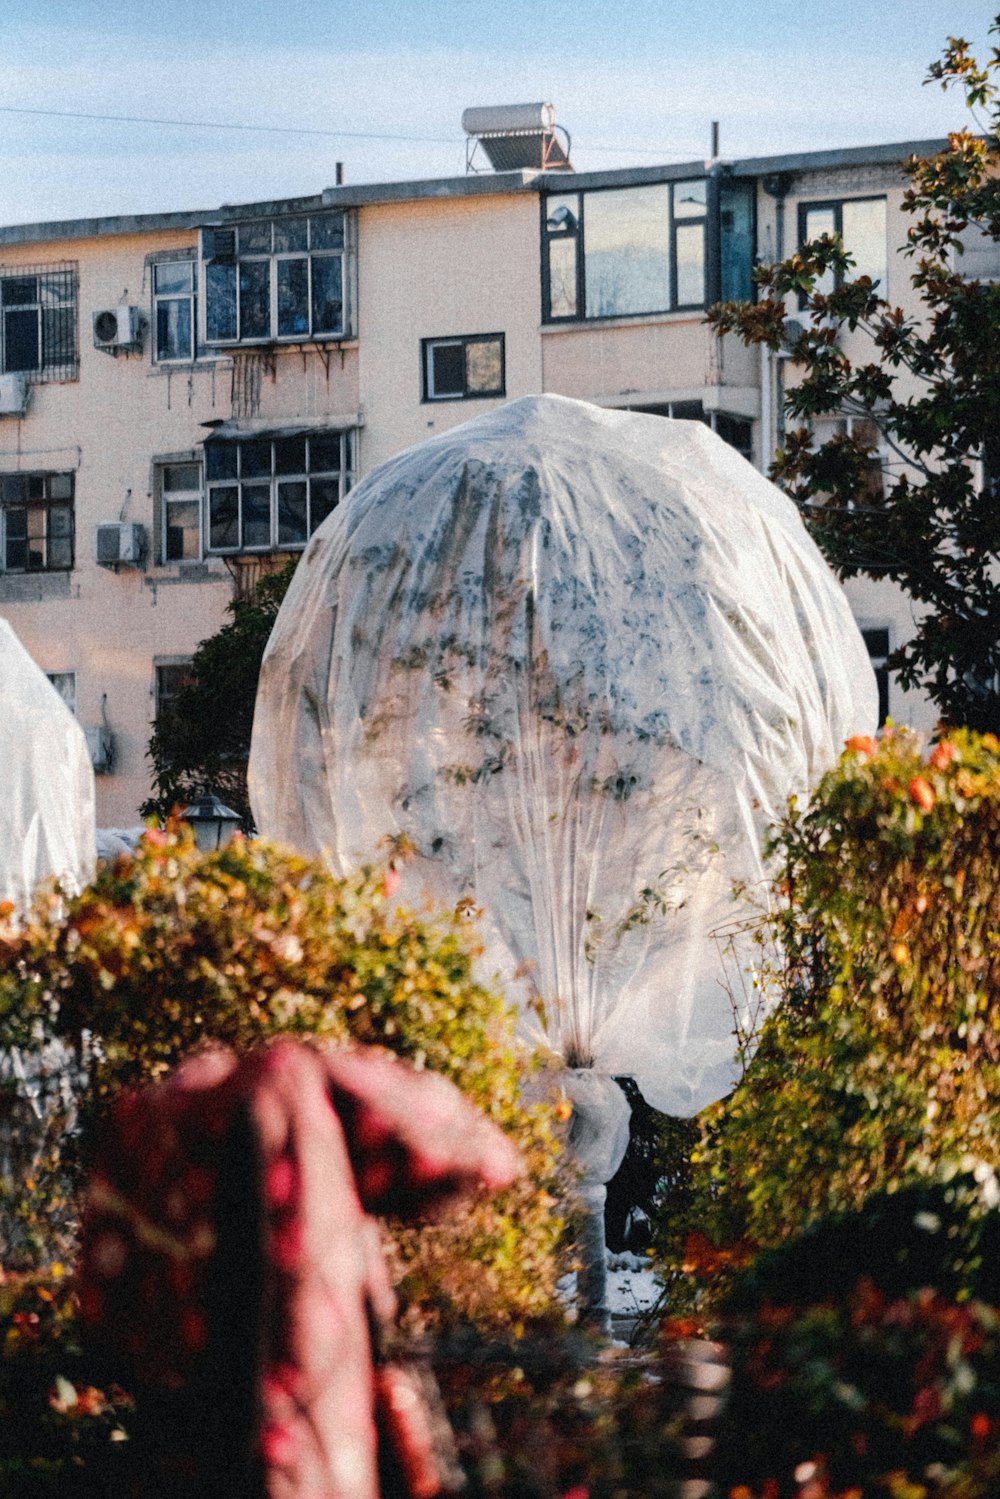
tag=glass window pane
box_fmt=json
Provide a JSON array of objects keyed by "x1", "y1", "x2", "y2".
[
  {"x1": 165, "y1": 498, "x2": 200, "y2": 561},
  {"x1": 48, "y1": 474, "x2": 73, "y2": 500},
  {"x1": 4, "y1": 307, "x2": 40, "y2": 371},
  {"x1": 584, "y1": 184, "x2": 670, "y2": 318},
  {"x1": 206, "y1": 443, "x2": 238, "y2": 481},
  {"x1": 311, "y1": 255, "x2": 343, "y2": 334},
  {"x1": 238, "y1": 222, "x2": 271, "y2": 255},
  {"x1": 309, "y1": 433, "x2": 343, "y2": 472},
  {"x1": 720, "y1": 181, "x2": 754, "y2": 302},
  {"x1": 430, "y1": 342, "x2": 464, "y2": 397},
  {"x1": 206, "y1": 261, "x2": 237, "y2": 341},
  {"x1": 5, "y1": 504, "x2": 26, "y2": 536},
  {"x1": 209, "y1": 485, "x2": 239, "y2": 549},
  {"x1": 310, "y1": 477, "x2": 340, "y2": 531},
  {"x1": 48, "y1": 528, "x2": 73, "y2": 569},
  {"x1": 239, "y1": 260, "x2": 270, "y2": 339},
  {"x1": 240, "y1": 440, "x2": 272, "y2": 478},
  {"x1": 803, "y1": 205, "x2": 838, "y2": 296},
  {"x1": 1, "y1": 277, "x2": 37, "y2": 307},
  {"x1": 274, "y1": 218, "x2": 308, "y2": 253},
  {"x1": 156, "y1": 298, "x2": 192, "y2": 361},
  {"x1": 242, "y1": 483, "x2": 271, "y2": 548},
  {"x1": 154, "y1": 262, "x2": 194, "y2": 295},
  {"x1": 0, "y1": 475, "x2": 26, "y2": 503},
  {"x1": 673, "y1": 180, "x2": 707, "y2": 218},
  {"x1": 42, "y1": 305, "x2": 74, "y2": 370},
  {"x1": 275, "y1": 436, "x2": 307, "y2": 474},
  {"x1": 277, "y1": 480, "x2": 308, "y2": 544},
  {"x1": 310, "y1": 215, "x2": 345, "y2": 250},
  {"x1": 548, "y1": 235, "x2": 577, "y2": 317},
  {"x1": 546, "y1": 194, "x2": 579, "y2": 233},
  {"x1": 842, "y1": 198, "x2": 887, "y2": 290},
  {"x1": 163, "y1": 463, "x2": 200, "y2": 492},
  {"x1": 277, "y1": 258, "x2": 310, "y2": 336},
  {"x1": 466, "y1": 337, "x2": 502, "y2": 394},
  {"x1": 675, "y1": 221, "x2": 706, "y2": 307}
]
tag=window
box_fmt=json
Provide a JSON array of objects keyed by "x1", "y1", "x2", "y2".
[
  {"x1": 201, "y1": 214, "x2": 351, "y2": 346},
  {"x1": 153, "y1": 258, "x2": 198, "y2": 362},
  {"x1": 46, "y1": 671, "x2": 76, "y2": 716},
  {"x1": 810, "y1": 415, "x2": 885, "y2": 503},
  {"x1": 542, "y1": 180, "x2": 708, "y2": 321},
  {"x1": 0, "y1": 472, "x2": 74, "y2": 572},
  {"x1": 955, "y1": 220, "x2": 1000, "y2": 282},
  {"x1": 861, "y1": 626, "x2": 891, "y2": 725},
  {"x1": 624, "y1": 401, "x2": 753, "y2": 462},
  {"x1": 154, "y1": 659, "x2": 195, "y2": 726},
  {"x1": 422, "y1": 334, "x2": 504, "y2": 401},
  {"x1": 159, "y1": 461, "x2": 202, "y2": 562},
  {"x1": 0, "y1": 263, "x2": 78, "y2": 381},
  {"x1": 798, "y1": 197, "x2": 887, "y2": 296},
  {"x1": 205, "y1": 430, "x2": 354, "y2": 554}
]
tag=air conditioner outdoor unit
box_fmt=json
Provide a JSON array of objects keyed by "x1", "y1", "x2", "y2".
[
  {"x1": 0, "y1": 372, "x2": 30, "y2": 416},
  {"x1": 92, "y1": 305, "x2": 142, "y2": 352},
  {"x1": 84, "y1": 725, "x2": 114, "y2": 776},
  {"x1": 96, "y1": 521, "x2": 146, "y2": 568}
]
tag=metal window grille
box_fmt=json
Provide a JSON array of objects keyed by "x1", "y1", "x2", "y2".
[{"x1": 0, "y1": 262, "x2": 79, "y2": 383}]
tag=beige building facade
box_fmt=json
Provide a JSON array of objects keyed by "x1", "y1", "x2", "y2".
[{"x1": 0, "y1": 135, "x2": 955, "y2": 824}]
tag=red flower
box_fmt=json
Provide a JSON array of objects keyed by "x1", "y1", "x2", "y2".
[
  {"x1": 908, "y1": 776, "x2": 935, "y2": 811},
  {"x1": 846, "y1": 735, "x2": 878, "y2": 759}
]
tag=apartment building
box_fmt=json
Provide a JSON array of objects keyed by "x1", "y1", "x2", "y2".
[{"x1": 0, "y1": 119, "x2": 954, "y2": 824}]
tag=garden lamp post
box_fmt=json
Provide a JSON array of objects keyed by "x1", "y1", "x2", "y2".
[{"x1": 181, "y1": 794, "x2": 242, "y2": 852}]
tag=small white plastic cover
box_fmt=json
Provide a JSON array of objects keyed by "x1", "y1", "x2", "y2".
[
  {"x1": 249, "y1": 395, "x2": 877, "y2": 1116},
  {"x1": 0, "y1": 619, "x2": 96, "y2": 908}
]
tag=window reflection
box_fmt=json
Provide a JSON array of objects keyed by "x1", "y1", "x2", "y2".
[{"x1": 584, "y1": 185, "x2": 671, "y2": 318}]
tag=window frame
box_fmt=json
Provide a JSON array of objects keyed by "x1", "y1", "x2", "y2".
[
  {"x1": 0, "y1": 262, "x2": 79, "y2": 382},
  {"x1": 45, "y1": 670, "x2": 77, "y2": 716},
  {"x1": 204, "y1": 430, "x2": 355, "y2": 556},
  {"x1": 0, "y1": 471, "x2": 75, "y2": 574},
  {"x1": 153, "y1": 657, "x2": 196, "y2": 728},
  {"x1": 796, "y1": 195, "x2": 888, "y2": 301},
  {"x1": 151, "y1": 254, "x2": 200, "y2": 365},
  {"x1": 541, "y1": 180, "x2": 709, "y2": 324},
  {"x1": 155, "y1": 458, "x2": 203, "y2": 564},
  {"x1": 421, "y1": 333, "x2": 506, "y2": 402},
  {"x1": 199, "y1": 213, "x2": 353, "y2": 348}
]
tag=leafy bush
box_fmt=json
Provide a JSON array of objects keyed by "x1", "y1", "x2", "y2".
[
  {"x1": 0, "y1": 823, "x2": 567, "y2": 1329},
  {"x1": 677, "y1": 728, "x2": 1000, "y2": 1275},
  {"x1": 717, "y1": 1179, "x2": 1000, "y2": 1498}
]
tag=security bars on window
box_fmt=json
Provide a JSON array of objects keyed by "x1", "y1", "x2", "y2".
[{"x1": 0, "y1": 263, "x2": 79, "y2": 382}]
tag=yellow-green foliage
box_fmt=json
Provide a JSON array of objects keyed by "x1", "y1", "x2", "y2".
[
  {"x1": 688, "y1": 727, "x2": 1000, "y2": 1260},
  {"x1": 0, "y1": 824, "x2": 567, "y2": 1329}
]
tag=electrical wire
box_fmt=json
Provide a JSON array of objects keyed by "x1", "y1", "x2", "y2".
[{"x1": 0, "y1": 104, "x2": 707, "y2": 160}]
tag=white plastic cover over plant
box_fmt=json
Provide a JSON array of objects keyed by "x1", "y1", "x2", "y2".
[
  {"x1": 0, "y1": 619, "x2": 96, "y2": 908},
  {"x1": 249, "y1": 396, "x2": 877, "y2": 1117}
]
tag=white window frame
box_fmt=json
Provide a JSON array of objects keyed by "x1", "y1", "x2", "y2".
[
  {"x1": 151, "y1": 256, "x2": 199, "y2": 365},
  {"x1": 157, "y1": 459, "x2": 203, "y2": 563}
]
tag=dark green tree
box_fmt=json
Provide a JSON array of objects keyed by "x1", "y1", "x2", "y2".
[
  {"x1": 143, "y1": 559, "x2": 297, "y2": 825},
  {"x1": 708, "y1": 18, "x2": 1000, "y2": 730}
]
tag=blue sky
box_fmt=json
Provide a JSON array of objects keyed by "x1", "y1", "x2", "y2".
[{"x1": 1, "y1": 2, "x2": 995, "y2": 225}]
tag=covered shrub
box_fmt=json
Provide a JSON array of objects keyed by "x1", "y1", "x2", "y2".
[{"x1": 0, "y1": 823, "x2": 566, "y2": 1329}]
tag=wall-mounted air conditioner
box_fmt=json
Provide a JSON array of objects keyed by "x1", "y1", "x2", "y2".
[
  {"x1": 92, "y1": 306, "x2": 142, "y2": 352},
  {"x1": 96, "y1": 521, "x2": 146, "y2": 568},
  {"x1": 0, "y1": 372, "x2": 30, "y2": 416},
  {"x1": 84, "y1": 725, "x2": 114, "y2": 776}
]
